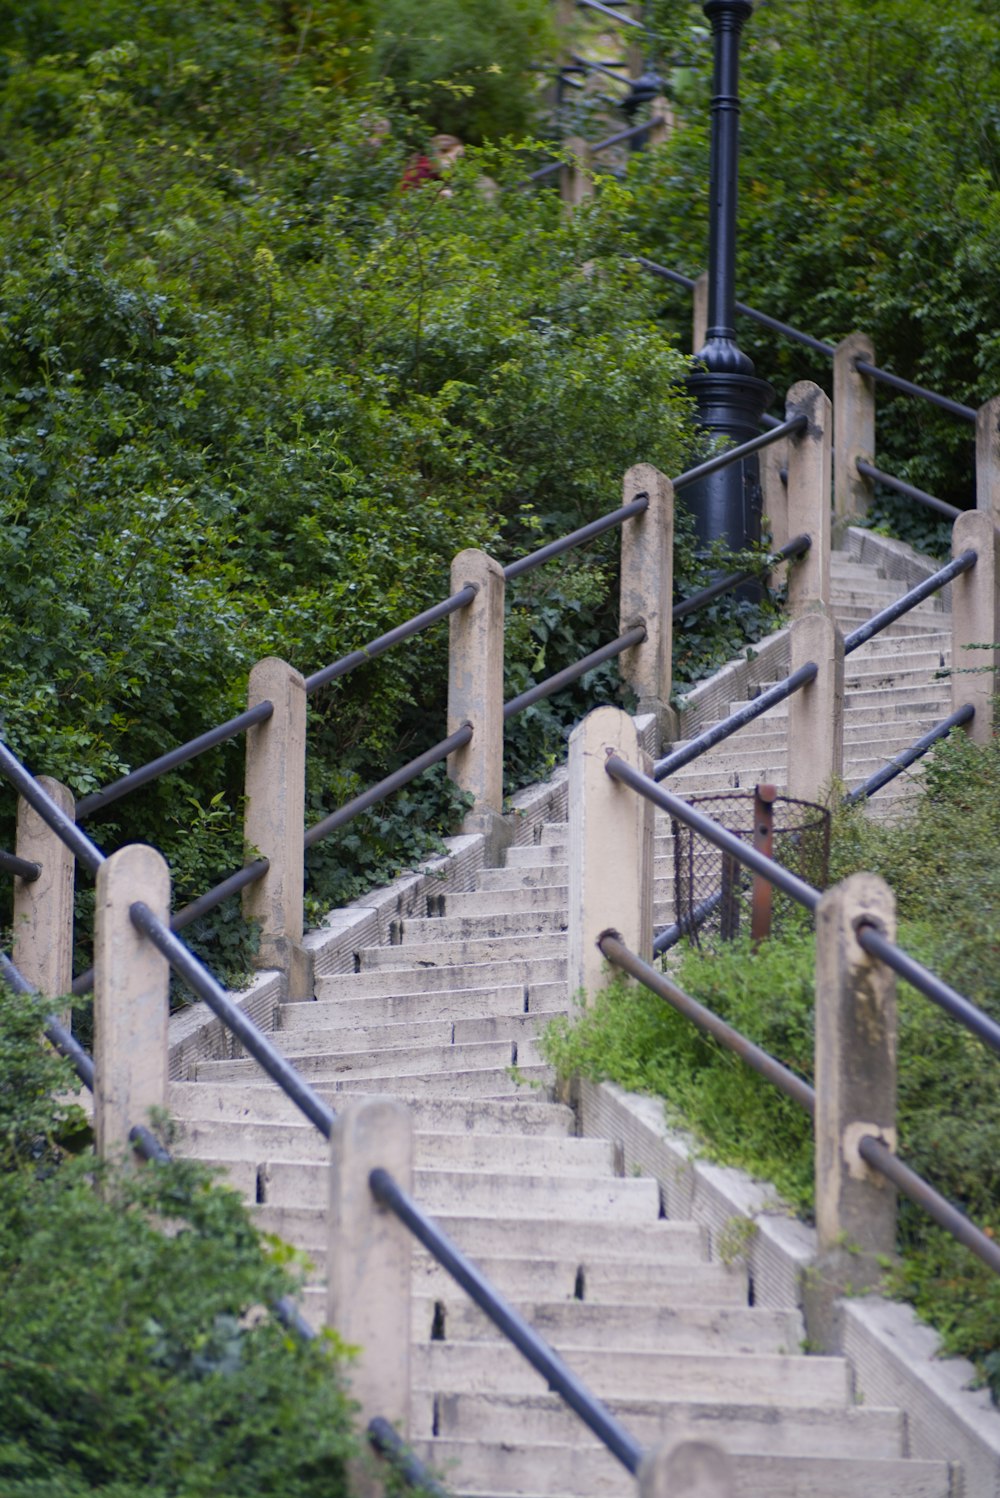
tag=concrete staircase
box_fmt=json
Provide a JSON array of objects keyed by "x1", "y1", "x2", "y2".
[{"x1": 167, "y1": 546, "x2": 960, "y2": 1495}]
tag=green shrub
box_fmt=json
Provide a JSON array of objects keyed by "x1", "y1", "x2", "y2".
[{"x1": 0, "y1": 985, "x2": 363, "y2": 1496}]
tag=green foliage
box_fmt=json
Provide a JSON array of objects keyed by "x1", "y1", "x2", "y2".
[
  {"x1": 542, "y1": 732, "x2": 1000, "y2": 1398},
  {"x1": 369, "y1": 0, "x2": 556, "y2": 143},
  {"x1": 629, "y1": 0, "x2": 1000, "y2": 546},
  {"x1": 0, "y1": 985, "x2": 362, "y2": 1496}
]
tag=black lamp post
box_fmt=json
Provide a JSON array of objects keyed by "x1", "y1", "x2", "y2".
[{"x1": 686, "y1": 0, "x2": 773, "y2": 556}]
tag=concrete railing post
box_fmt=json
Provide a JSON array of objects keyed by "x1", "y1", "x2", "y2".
[
  {"x1": 560, "y1": 137, "x2": 594, "y2": 208},
  {"x1": 976, "y1": 394, "x2": 1000, "y2": 533},
  {"x1": 243, "y1": 657, "x2": 309, "y2": 998},
  {"x1": 639, "y1": 1439, "x2": 735, "y2": 1498},
  {"x1": 785, "y1": 381, "x2": 832, "y2": 617},
  {"x1": 648, "y1": 96, "x2": 673, "y2": 147},
  {"x1": 809, "y1": 873, "x2": 897, "y2": 1348},
  {"x1": 833, "y1": 332, "x2": 875, "y2": 531},
  {"x1": 328, "y1": 1098, "x2": 413, "y2": 1459},
  {"x1": 447, "y1": 547, "x2": 508, "y2": 863},
  {"x1": 951, "y1": 510, "x2": 999, "y2": 743},
  {"x1": 619, "y1": 463, "x2": 677, "y2": 748},
  {"x1": 787, "y1": 612, "x2": 844, "y2": 806},
  {"x1": 13, "y1": 776, "x2": 75, "y2": 1005},
  {"x1": 692, "y1": 271, "x2": 709, "y2": 356},
  {"x1": 568, "y1": 706, "x2": 652, "y2": 1003},
  {"x1": 761, "y1": 435, "x2": 789, "y2": 561},
  {"x1": 94, "y1": 844, "x2": 171, "y2": 1162}
]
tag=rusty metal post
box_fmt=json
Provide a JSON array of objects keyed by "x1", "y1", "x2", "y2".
[{"x1": 751, "y1": 784, "x2": 776, "y2": 943}]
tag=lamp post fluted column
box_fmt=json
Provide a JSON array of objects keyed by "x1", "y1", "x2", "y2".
[{"x1": 686, "y1": 0, "x2": 773, "y2": 557}]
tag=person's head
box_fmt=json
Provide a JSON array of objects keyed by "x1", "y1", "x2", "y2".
[{"x1": 430, "y1": 134, "x2": 464, "y2": 171}]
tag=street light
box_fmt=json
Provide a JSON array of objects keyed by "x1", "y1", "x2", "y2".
[{"x1": 685, "y1": 0, "x2": 773, "y2": 557}]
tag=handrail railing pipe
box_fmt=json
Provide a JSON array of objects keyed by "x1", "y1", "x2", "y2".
[
  {"x1": 0, "y1": 739, "x2": 105, "y2": 876},
  {"x1": 303, "y1": 723, "x2": 473, "y2": 852},
  {"x1": 853, "y1": 359, "x2": 978, "y2": 424},
  {"x1": 368, "y1": 1167, "x2": 645, "y2": 1475},
  {"x1": 854, "y1": 460, "x2": 961, "y2": 522},
  {"x1": 0, "y1": 848, "x2": 41, "y2": 882},
  {"x1": 75, "y1": 700, "x2": 275, "y2": 821},
  {"x1": 843, "y1": 706, "x2": 975, "y2": 808},
  {"x1": 128, "y1": 901, "x2": 338, "y2": 1139},
  {"x1": 842, "y1": 549, "x2": 976, "y2": 655},
  {"x1": 671, "y1": 412, "x2": 808, "y2": 494},
  {"x1": 503, "y1": 495, "x2": 648, "y2": 581},
  {"x1": 503, "y1": 626, "x2": 646, "y2": 721},
  {"x1": 575, "y1": 0, "x2": 646, "y2": 31},
  {"x1": 672, "y1": 533, "x2": 810, "y2": 623},
  {"x1": 653, "y1": 663, "x2": 818, "y2": 782},
  {"x1": 857, "y1": 1135, "x2": 1000, "y2": 1277},
  {"x1": 305, "y1": 585, "x2": 478, "y2": 696},
  {"x1": 854, "y1": 919, "x2": 1000, "y2": 1059}
]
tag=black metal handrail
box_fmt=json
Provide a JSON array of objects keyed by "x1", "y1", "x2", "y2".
[
  {"x1": 590, "y1": 121, "x2": 655, "y2": 155},
  {"x1": 0, "y1": 740, "x2": 105, "y2": 877},
  {"x1": 368, "y1": 1418, "x2": 451, "y2": 1498},
  {"x1": 303, "y1": 724, "x2": 473, "y2": 852},
  {"x1": 653, "y1": 663, "x2": 818, "y2": 782},
  {"x1": 652, "y1": 888, "x2": 724, "y2": 955},
  {"x1": 369, "y1": 1168, "x2": 644, "y2": 1475},
  {"x1": 576, "y1": 0, "x2": 646, "y2": 30},
  {"x1": 843, "y1": 707, "x2": 975, "y2": 808},
  {"x1": 305, "y1": 586, "x2": 478, "y2": 696},
  {"x1": 597, "y1": 933, "x2": 1000, "y2": 1278},
  {"x1": 608, "y1": 756, "x2": 1000, "y2": 1059},
  {"x1": 854, "y1": 460, "x2": 961, "y2": 522},
  {"x1": 635, "y1": 256, "x2": 835, "y2": 356},
  {"x1": 0, "y1": 949, "x2": 96, "y2": 1090},
  {"x1": 854, "y1": 360, "x2": 977, "y2": 424},
  {"x1": 842, "y1": 550, "x2": 976, "y2": 655},
  {"x1": 0, "y1": 848, "x2": 41, "y2": 881},
  {"x1": 672, "y1": 534, "x2": 811, "y2": 623},
  {"x1": 71, "y1": 857, "x2": 271, "y2": 998},
  {"x1": 76, "y1": 701, "x2": 275, "y2": 821},
  {"x1": 504, "y1": 495, "x2": 648, "y2": 581},
  {"x1": 504, "y1": 626, "x2": 645, "y2": 721},
  {"x1": 672, "y1": 412, "x2": 808, "y2": 494}
]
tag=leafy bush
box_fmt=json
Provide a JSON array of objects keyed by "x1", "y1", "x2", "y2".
[
  {"x1": 541, "y1": 730, "x2": 1000, "y2": 1399},
  {"x1": 0, "y1": 984, "x2": 363, "y2": 1496}
]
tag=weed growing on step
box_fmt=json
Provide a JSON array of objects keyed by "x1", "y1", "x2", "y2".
[{"x1": 542, "y1": 730, "x2": 1000, "y2": 1400}]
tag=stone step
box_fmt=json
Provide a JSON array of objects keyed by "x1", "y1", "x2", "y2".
[
  {"x1": 389, "y1": 909, "x2": 568, "y2": 943},
  {"x1": 419, "y1": 1389, "x2": 904, "y2": 1460},
  {"x1": 268, "y1": 1009, "x2": 566, "y2": 1057},
  {"x1": 476, "y1": 865, "x2": 568, "y2": 893},
  {"x1": 255, "y1": 1209, "x2": 718, "y2": 1270},
  {"x1": 355, "y1": 932, "x2": 567, "y2": 972},
  {"x1": 313, "y1": 956, "x2": 567, "y2": 997},
  {"x1": 413, "y1": 1437, "x2": 952, "y2": 1498},
  {"x1": 414, "y1": 1341, "x2": 852, "y2": 1407},
  {"x1": 177, "y1": 1118, "x2": 614, "y2": 1176},
  {"x1": 296, "y1": 982, "x2": 565, "y2": 1027},
  {"x1": 421, "y1": 1298, "x2": 801, "y2": 1356},
  {"x1": 444, "y1": 886, "x2": 569, "y2": 916},
  {"x1": 506, "y1": 844, "x2": 572, "y2": 869},
  {"x1": 205, "y1": 1160, "x2": 662, "y2": 1219},
  {"x1": 169, "y1": 1082, "x2": 575, "y2": 1136},
  {"x1": 187, "y1": 1062, "x2": 553, "y2": 1102},
  {"x1": 194, "y1": 1036, "x2": 544, "y2": 1084}
]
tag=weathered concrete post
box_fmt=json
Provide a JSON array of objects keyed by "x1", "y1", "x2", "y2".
[
  {"x1": 787, "y1": 611, "x2": 844, "y2": 806},
  {"x1": 808, "y1": 873, "x2": 897, "y2": 1349},
  {"x1": 568, "y1": 707, "x2": 652, "y2": 1003},
  {"x1": 94, "y1": 844, "x2": 171, "y2": 1161},
  {"x1": 761, "y1": 434, "x2": 789, "y2": 562},
  {"x1": 560, "y1": 136, "x2": 594, "y2": 208},
  {"x1": 951, "y1": 509, "x2": 999, "y2": 743},
  {"x1": 13, "y1": 776, "x2": 75, "y2": 1004},
  {"x1": 833, "y1": 333, "x2": 876, "y2": 531},
  {"x1": 447, "y1": 548, "x2": 508, "y2": 864},
  {"x1": 785, "y1": 381, "x2": 832, "y2": 617},
  {"x1": 648, "y1": 95, "x2": 673, "y2": 147},
  {"x1": 328, "y1": 1098, "x2": 413, "y2": 1465},
  {"x1": 243, "y1": 657, "x2": 309, "y2": 997},
  {"x1": 976, "y1": 394, "x2": 1000, "y2": 533},
  {"x1": 692, "y1": 271, "x2": 709, "y2": 357},
  {"x1": 619, "y1": 463, "x2": 677, "y2": 748},
  {"x1": 639, "y1": 1438, "x2": 735, "y2": 1498}
]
